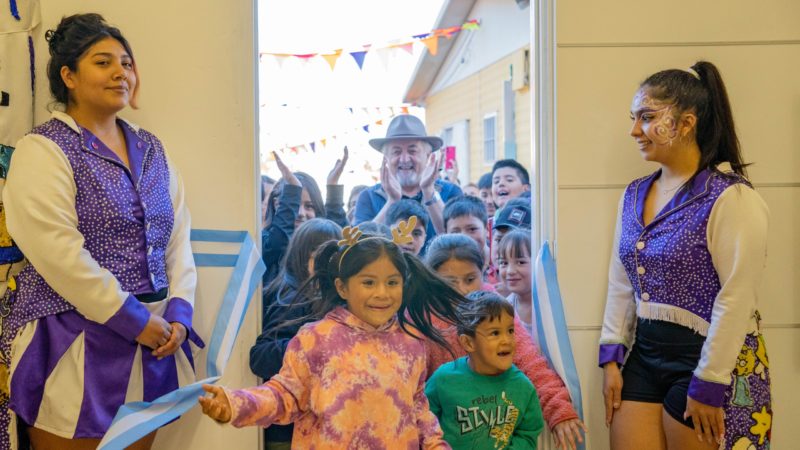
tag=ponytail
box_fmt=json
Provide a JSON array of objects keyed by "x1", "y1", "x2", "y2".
[
  {"x1": 641, "y1": 60, "x2": 749, "y2": 181},
  {"x1": 398, "y1": 253, "x2": 468, "y2": 353},
  {"x1": 690, "y1": 61, "x2": 748, "y2": 177}
]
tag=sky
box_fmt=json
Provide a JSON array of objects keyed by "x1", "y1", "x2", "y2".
[{"x1": 257, "y1": 0, "x2": 445, "y2": 195}]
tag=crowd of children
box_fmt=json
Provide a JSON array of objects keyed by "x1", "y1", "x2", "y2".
[{"x1": 198, "y1": 157, "x2": 587, "y2": 450}]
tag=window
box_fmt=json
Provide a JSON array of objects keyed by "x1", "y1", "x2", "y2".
[
  {"x1": 483, "y1": 114, "x2": 497, "y2": 163},
  {"x1": 441, "y1": 126, "x2": 454, "y2": 147}
]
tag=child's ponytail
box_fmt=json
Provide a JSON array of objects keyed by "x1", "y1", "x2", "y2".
[{"x1": 398, "y1": 253, "x2": 468, "y2": 353}]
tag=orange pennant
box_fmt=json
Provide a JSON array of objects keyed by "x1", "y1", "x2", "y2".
[
  {"x1": 376, "y1": 119, "x2": 383, "y2": 125},
  {"x1": 421, "y1": 36, "x2": 439, "y2": 56},
  {"x1": 321, "y1": 49, "x2": 342, "y2": 71},
  {"x1": 400, "y1": 106, "x2": 409, "y2": 114}
]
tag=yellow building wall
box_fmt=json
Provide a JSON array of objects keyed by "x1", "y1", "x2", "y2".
[{"x1": 424, "y1": 47, "x2": 531, "y2": 183}]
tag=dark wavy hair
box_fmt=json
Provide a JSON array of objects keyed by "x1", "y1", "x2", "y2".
[
  {"x1": 45, "y1": 13, "x2": 138, "y2": 107},
  {"x1": 640, "y1": 61, "x2": 748, "y2": 180},
  {"x1": 263, "y1": 218, "x2": 342, "y2": 306},
  {"x1": 425, "y1": 233, "x2": 484, "y2": 272},
  {"x1": 457, "y1": 290, "x2": 515, "y2": 337},
  {"x1": 279, "y1": 235, "x2": 468, "y2": 351},
  {"x1": 264, "y1": 172, "x2": 325, "y2": 228}
]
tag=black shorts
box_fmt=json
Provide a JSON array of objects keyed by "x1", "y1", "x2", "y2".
[{"x1": 621, "y1": 319, "x2": 706, "y2": 428}]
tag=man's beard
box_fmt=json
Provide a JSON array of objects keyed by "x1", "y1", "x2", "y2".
[{"x1": 396, "y1": 170, "x2": 419, "y2": 188}]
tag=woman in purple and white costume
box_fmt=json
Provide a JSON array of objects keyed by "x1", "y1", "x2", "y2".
[
  {"x1": 599, "y1": 61, "x2": 771, "y2": 450},
  {"x1": 2, "y1": 14, "x2": 199, "y2": 450}
]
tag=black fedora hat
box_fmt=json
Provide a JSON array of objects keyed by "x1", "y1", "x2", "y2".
[{"x1": 368, "y1": 115, "x2": 443, "y2": 151}]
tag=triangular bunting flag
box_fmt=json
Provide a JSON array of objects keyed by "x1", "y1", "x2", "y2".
[
  {"x1": 320, "y1": 138, "x2": 327, "y2": 147},
  {"x1": 272, "y1": 53, "x2": 291, "y2": 68},
  {"x1": 443, "y1": 26, "x2": 461, "y2": 39},
  {"x1": 376, "y1": 119, "x2": 383, "y2": 125},
  {"x1": 374, "y1": 47, "x2": 392, "y2": 70},
  {"x1": 412, "y1": 33, "x2": 430, "y2": 39},
  {"x1": 362, "y1": 124, "x2": 370, "y2": 133},
  {"x1": 294, "y1": 53, "x2": 317, "y2": 60},
  {"x1": 461, "y1": 20, "x2": 480, "y2": 31},
  {"x1": 321, "y1": 49, "x2": 342, "y2": 71},
  {"x1": 398, "y1": 42, "x2": 414, "y2": 55},
  {"x1": 349, "y1": 50, "x2": 367, "y2": 70},
  {"x1": 309, "y1": 142, "x2": 316, "y2": 153},
  {"x1": 400, "y1": 106, "x2": 409, "y2": 114},
  {"x1": 421, "y1": 36, "x2": 439, "y2": 56}
]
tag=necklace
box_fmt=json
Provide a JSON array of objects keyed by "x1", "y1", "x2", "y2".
[{"x1": 660, "y1": 177, "x2": 689, "y2": 195}]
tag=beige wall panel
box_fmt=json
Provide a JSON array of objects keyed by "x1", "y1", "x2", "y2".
[
  {"x1": 557, "y1": 0, "x2": 800, "y2": 44},
  {"x1": 567, "y1": 329, "x2": 609, "y2": 450},
  {"x1": 557, "y1": 189, "x2": 621, "y2": 326},
  {"x1": 557, "y1": 45, "x2": 800, "y2": 186},
  {"x1": 35, "y1": 1, "x2": 260, "y2": 448},
  {"x1": 755, "y1": 186, "x2": 800, "y2": 324}
]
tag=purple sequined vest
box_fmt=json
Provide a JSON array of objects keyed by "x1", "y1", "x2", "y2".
[
  {"x1": 618, "y1": 169, "x2": 746, "y2": 324},
  {"x1": 9, "y1": 118, "x2": 174, "y2": 328}
]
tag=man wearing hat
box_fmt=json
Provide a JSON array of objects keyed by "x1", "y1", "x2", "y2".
[{"x1": 354, "y1": 114, "x2": 462, "y2": 244}]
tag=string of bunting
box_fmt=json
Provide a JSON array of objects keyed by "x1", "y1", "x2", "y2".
[
  {"x1": 266, "y1": 106, "x2": 412, "y2": 156},
  {"x1": 260, "y1": 19, "x2": 479, "y2": 71}
]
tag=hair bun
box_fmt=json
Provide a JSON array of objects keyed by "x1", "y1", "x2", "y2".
[{"x1": 44, "y1": 29, "x2": 62, "y2": 48}]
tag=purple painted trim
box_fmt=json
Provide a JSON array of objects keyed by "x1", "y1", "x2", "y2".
[
  {"x1": 10, "y1": 0, "x2": 20, "y2": 20},
  {"x1": 688, "y1": 375, "x2": 727, "y2": 407},
  {"x1": 598, "y1": 343, "x2": 627, "y2": 367},
  {"x1": 28, "y1": 36, "x2": 35, "y2": 92},
  {"x1": 163, "y1": 297, "x2": 193, "y2": 332},
  {"x1": 104, "y1": 294, "x2": 150, "y2": 341}
]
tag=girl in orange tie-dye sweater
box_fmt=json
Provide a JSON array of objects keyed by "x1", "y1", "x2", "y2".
[{"x1": 200, "y1": 219, "x2": 467, "y2": 449}]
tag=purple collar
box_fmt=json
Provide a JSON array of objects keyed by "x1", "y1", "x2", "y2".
[
  {"x1": 80, "y1": 120, "x2": 150, "y2": 186},
  {"x1": 633, "y1": 169, "x2": 714, "y2": 229}
]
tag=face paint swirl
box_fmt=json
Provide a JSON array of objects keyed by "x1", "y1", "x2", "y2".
[{"x1": 630, "y1": 90, "x2": 680, "y2": 154}]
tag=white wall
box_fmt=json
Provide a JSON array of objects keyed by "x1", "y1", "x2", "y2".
[
  {"x1": 429, "y1": 0, "x2": 529, "y2": 95},
  {"x1": 34, "y1": 1, "x2": 260, "y2": 448},
  {"x1": 549, "y1": 1, "x2": 800, "y2": 449}
]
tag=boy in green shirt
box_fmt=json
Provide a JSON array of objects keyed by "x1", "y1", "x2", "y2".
[{"x1": 425, "y1": 291, "x2": 544, "y2": 449}]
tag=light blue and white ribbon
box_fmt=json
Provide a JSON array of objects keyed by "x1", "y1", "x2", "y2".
[
  {"x1": 98, "y1": 230, "x2": 265, "y2": 450},
  {"x1": 531, "y1": 241, "x2": 585, "y2": 449}
]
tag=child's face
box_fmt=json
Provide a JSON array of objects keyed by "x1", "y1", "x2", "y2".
[
  {"x1": 392, "y1": 220, "x2": 426, "y2": 256},
  {"x1": 335, "y1": 255, "x2": 403, "y2": 328},
  {"x1": 446, "y1": 215, "x2": 487, "y2": 250},
  {"x1": 492, "y1": 167, "x2": 530, "y2": 209},
  {"x1": 498, "y1": 247, "x2": 532, "y2": 297},
  {"x1": 460, "y1": 311, "x2": 516, "y2": 376},
  {"x1": 490, "y1": 228, "x2": 509, "y2": 266},
  {"x1": 436, "y1": 258, "x2": 483, "y2": 296},
  {"x1": 479, "y1": 188, "x2": 496, "y2": 216}
]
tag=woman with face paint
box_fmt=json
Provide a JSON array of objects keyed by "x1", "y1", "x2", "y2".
[{"x1": 598, "y1": 61, "x2": 771, "y2": 450}]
